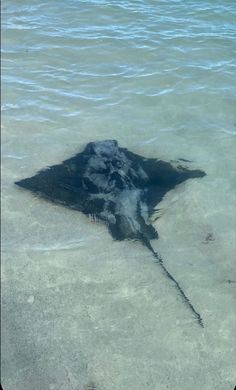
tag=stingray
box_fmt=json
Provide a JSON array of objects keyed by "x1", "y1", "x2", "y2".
[{"x1": 15, "y1": 140, "x2": 206, "y2": 327}]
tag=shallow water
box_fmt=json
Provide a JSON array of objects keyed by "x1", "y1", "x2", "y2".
[{"x1": 2, "y1": 1, "x2": 236, "y2": 389}]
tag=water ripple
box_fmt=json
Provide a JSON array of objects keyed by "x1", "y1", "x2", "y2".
[{"x1": 2, "y1": 0, "x2": 235, "y2": 131}]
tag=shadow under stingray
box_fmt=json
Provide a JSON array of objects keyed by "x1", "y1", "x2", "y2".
[{"x1": 15, "y1": 140, "x2": 206, "y2": 327}]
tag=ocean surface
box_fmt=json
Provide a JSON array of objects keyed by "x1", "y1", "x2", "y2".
[{"x1": 2, "y1": 1, "x2": 236, "y2": 389}]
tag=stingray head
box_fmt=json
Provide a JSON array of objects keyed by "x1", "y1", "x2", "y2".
[
  {"x1": 82, "y1": 140, "x2": 135, "y2": 193},
  {"x1": 84, "y1": 140, "x2": 119, "y2": 158}
]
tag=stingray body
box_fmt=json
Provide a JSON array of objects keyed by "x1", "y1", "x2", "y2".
[{"x1": 16, "y1": 140, "x2": 206, "y2": 326}]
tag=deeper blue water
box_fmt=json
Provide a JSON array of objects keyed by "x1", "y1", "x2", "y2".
[{"x1": 2, "y1": 1, "x2": 236, "y2": 389}]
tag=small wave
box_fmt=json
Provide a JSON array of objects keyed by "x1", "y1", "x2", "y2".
[{"x1": 4, "y1": 154, "x2": 28, "y2": 160}]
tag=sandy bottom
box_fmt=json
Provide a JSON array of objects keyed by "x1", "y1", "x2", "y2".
[
  {"x1": 2, "y1": 126, "x2": 236, "y2": 390},
  {"x1": 2, "y1": 0, "x2": 236, "y2": 386}
]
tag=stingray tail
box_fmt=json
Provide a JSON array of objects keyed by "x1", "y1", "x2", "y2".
[{"x1": 141, "y1": 235, "x2": 204, "y2": 328}]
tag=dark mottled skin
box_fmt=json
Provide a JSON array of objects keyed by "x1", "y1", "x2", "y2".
[{"x1": 16, "y1": 140, "x2": 206, "y2": 327}]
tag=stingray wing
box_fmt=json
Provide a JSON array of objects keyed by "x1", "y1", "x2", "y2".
[{"x1": 121, "y1": 148, "x2": 205, "y2": 216}]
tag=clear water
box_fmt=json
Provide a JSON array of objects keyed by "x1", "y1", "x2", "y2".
[{"x1": 2, "y1": 1, "x2": 236, "y2": 389}]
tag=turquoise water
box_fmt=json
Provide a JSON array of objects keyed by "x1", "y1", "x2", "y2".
[{"x1": 2, "y1": 1, "x2": 236, "y2": 389}]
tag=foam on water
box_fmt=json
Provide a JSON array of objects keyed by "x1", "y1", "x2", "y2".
[{"x1": 2, "y1": 1, "x2": 236, "y2": 389}]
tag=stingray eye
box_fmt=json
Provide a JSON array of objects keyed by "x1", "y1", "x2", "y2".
[
  {"x1": 112, "y1": 158, "x2": 122, "y2": 169},
  {"x1": 100, "y1": 152, "x2": 108, "y2": 159}
]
